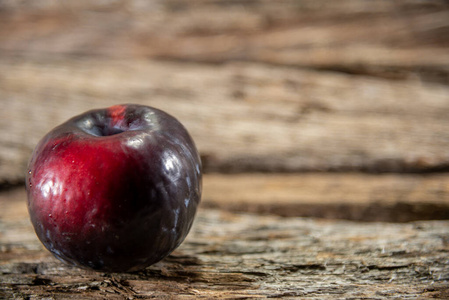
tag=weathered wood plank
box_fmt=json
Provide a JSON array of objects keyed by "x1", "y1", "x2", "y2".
[
  {"x1": 1, "y1": 0, "x2": 449, "y2": 183},
  {"x1": 2, "y1": 173, "x2": 449, "y2": 223},
  {"x1": 202, "y1": 173, "x2": 449, "y2": 222},
  {"x1": 1, "y1": 1, "x2": 448, "y2": 297},
  {"x1": 1, "y1": 57, "x2": 449, "y2": 182},
  {"x1": 1, "y1": 188, "x2": 449, "y2": 298},
  {"x1": 0, "y1": 0, "x2": 448, "y2": 84}
]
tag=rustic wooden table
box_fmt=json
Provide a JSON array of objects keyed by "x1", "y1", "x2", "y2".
[
  {"x1": 1, "y1": 187, "x2": 449, "y2": 299},
  {"x1": 1, "y1": 1, "x2": 449, "y2": 298}
]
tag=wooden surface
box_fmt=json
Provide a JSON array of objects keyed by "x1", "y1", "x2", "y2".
[
  {"x1": 1, "y1": 188, "x2": 449, "y2": 299},
  {"x1": 203, "y1": 173, "x2": 449, "y2": 222},
  {"x1": 1, "y1": 0, "x2": 449, "y2": 181},
  {"x1": 1, "y1": 1, "x2": 449, "y2": 298},
  {"x1": 1, "y1": 57, "x2": 449, "y2": 182},
  {"x1": 1, "y1": 0, "x2": 448, "y2": 82}
]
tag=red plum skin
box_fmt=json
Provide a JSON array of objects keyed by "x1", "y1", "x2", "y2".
[{"x1": 26, "y1": 104, "x2": 202, "y2": 272}]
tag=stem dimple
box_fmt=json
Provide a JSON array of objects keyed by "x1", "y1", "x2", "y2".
[
  {"x1": 79, "y1": 121, "x2": 126, "y2": 137},
  {"x1": 101, "y1": 125, "x2": 125, "y2": 136}
]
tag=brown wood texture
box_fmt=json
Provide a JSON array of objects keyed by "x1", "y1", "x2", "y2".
[
  {"x1": 1, "y1": 0, "x2": 448, "y2": 83},
  {"x1": 1, "y1": 57, "x2": 449, "y2": 182},
  {"x1": 203, "y1": 173, "x2": 449, "y2": 222},
  {"x1": 1, "y1": 0, "x2": 449, "y2": 182},
  {"x1": 1, "y1": 1, "x2": 449, "y2": 297},
  {"x1": 1, "y1": 188, "x2": 449, "y2": 299}
]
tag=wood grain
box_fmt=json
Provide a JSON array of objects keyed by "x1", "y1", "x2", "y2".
[
  {"x1": 1, "y1": 57, "x2": 449, "y2": 182},
  {"x1": 2, "y1": 2, "x2": 449, "y2": 298},
  {"x1": 1, "y1": 188, "x2": 449, "y2": 298},
  {"x1": 202, "y1": 173, "x2": 449, "y2": 222},
  {"x1": 1, "y1": 0, "x2": 448, "y2": 84},
  {"x1": 1, "y1": 0, "x2": 449, "y2": 182}
]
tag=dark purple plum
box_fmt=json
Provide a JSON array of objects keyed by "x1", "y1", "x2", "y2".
[{"x1": 26, "y1": 104, "x2": 202, "y2": 272}]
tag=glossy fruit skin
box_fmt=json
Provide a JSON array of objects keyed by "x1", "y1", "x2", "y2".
[{"x1": 26, "y1": 104, "x2": 202, "y2": 272}]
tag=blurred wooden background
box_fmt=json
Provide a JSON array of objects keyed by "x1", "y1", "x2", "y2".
[
  {"x1": 1, "y1": 1, "x2": 449, "y2": 298},
  {"x1": 1, "y1": 0, "x2": 449, "y2": 220}
]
